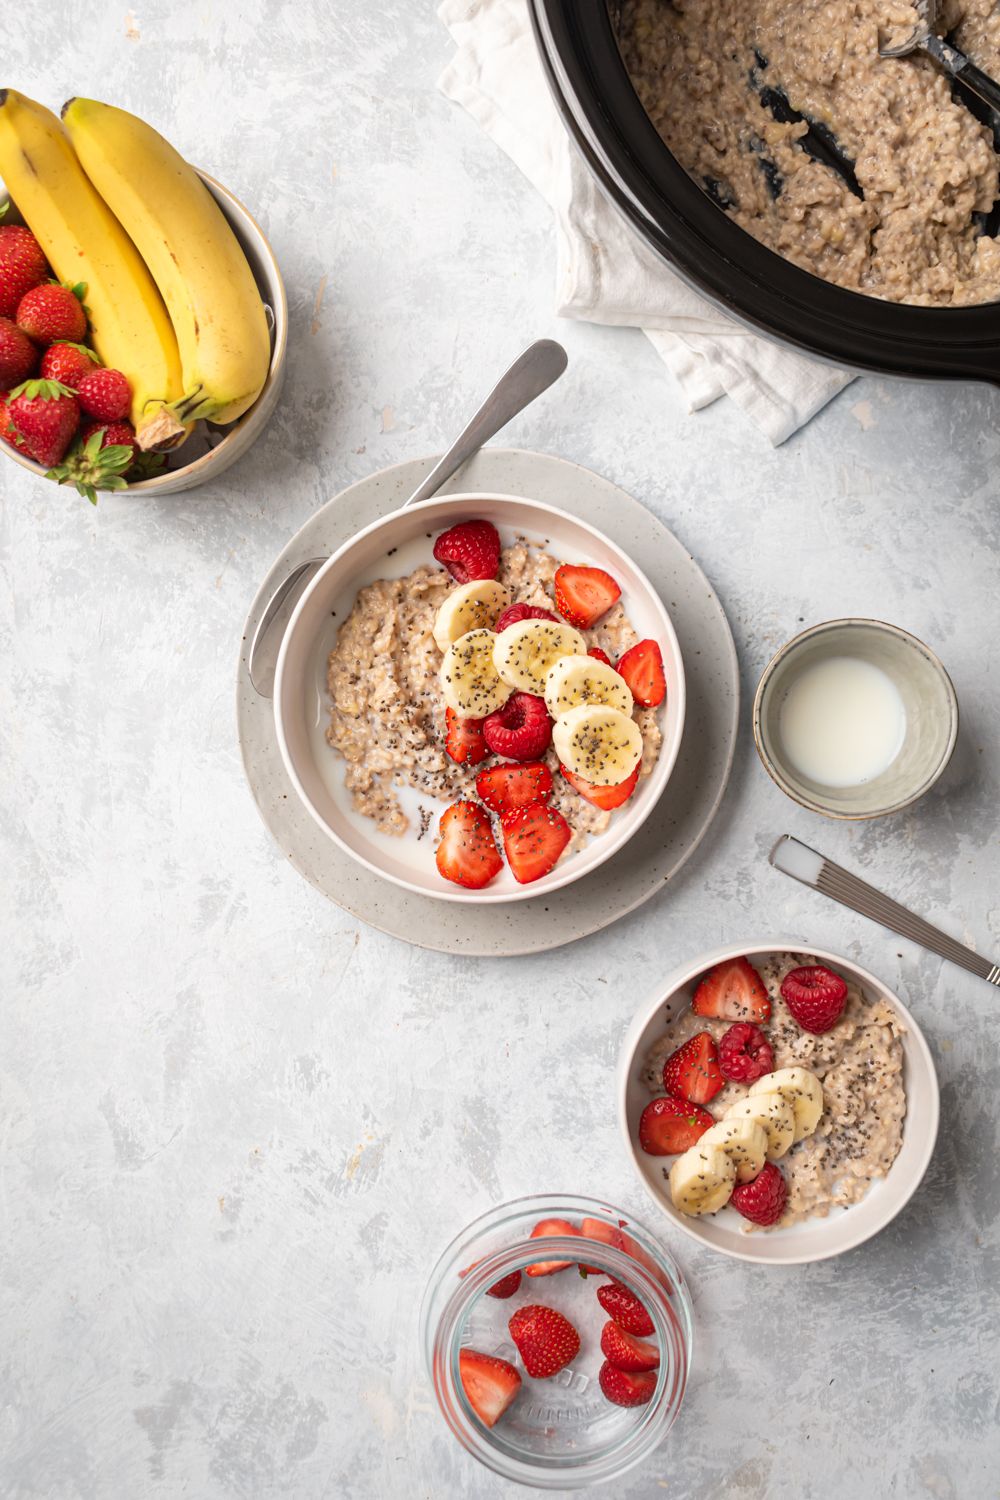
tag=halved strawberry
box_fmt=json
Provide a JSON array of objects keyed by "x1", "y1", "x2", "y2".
[
  {"x1": 588, "y1": 646, "x2": 614, "y2": 667},
  {"x1": 486, "y1": 1270, "x2": 522, "y2": 1299},
  {"x1": 508, "y1": 1305, "x2": 580, "y2": 1379},
  {"x1": 600, "y1": 1319, "x2": 660, "y2": 1373},
  {"x1": 596, "y1": 1280, "x2": 655, "y2": 1337},
  {"x1": 525, "y1": 1217, "x2": 579, "y2": 1276},
  {"x1": 560, "y1": 762, "x2": 639, "y2": 811},
  {"x1": 616, "y1": 639, "x2": 666, "y2": 708},
  {"x1": 577, "y1": 1216, "x2": 628, "y2": 1275},
  {"x1": 661, "y1": 1031, "x2": 725, "y2": 1105},
  {"x1": 444, "y1": 707, "x2": 488, "y2": 766},
  {"x1": 476, "y1": 761, "x2": 552, "y2": 815},
  {"x1": 435, "y1": 801, "x2": 503, "y2": 889},
  {"x1": 638, "y1": 1095, "x2": 714, "y2": 1156},
  {"x1": 554, "y1": 564, "x2": 622, "y2": 629},
  {"x1": 599, "y1": 1361, "x2": 656, "y2": 1408},
  {"x1": 459, "y1": 1349, "x2": 522, "y2": 1428},
  {"x1": 691, "y1": 956, "x2": 771, "y2": 1025},
  {"x1": 501, "y1": 802, "x2": 571, "y2": 884},
  {"x1": 433, "y1": 519, "x2": 500, "y2": 584}
]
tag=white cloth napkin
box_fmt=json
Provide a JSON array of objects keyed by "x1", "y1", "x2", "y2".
[{"x1": 438, "y1": 0, "x2": 854, "y2": 444}]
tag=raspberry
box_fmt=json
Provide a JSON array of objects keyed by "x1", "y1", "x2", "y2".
[
  {"x1": 730, "y1": 1162, "x2": 788, "y2": 1226},
  {"x1": 718, "y1": 1023, "x2": 774, "y2": 1083},
  {"x1": 494, "y1": 602, "x2": 558, "y2": 632},
  {"x1": 433, "y1": 519, "x2": 500, "y2": 584},
  {"x1": 780, "y1": 965, "x2": 848, "y2": 1034},
  {"x1": 483, "y1": 692, "x2": 552, "y2": 760}
]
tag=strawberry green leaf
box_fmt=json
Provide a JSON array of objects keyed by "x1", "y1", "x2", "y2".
[
  {"x1": 0, "y1": 200, "x2": 9, "y2": 221},
  {"x1": 9, "y1": 378, "x2": 76, "y2": 402}
]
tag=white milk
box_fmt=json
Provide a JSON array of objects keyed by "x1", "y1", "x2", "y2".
[{"x1": 778, "y1": 656, "x2": 906, "y2": 788}]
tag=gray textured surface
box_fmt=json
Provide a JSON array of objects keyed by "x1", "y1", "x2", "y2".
[{"x1": 1, "y1": 4, "x2": 999, "y2": 1498}]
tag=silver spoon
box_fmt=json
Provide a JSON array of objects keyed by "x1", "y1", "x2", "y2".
[
  {"x1": 770, "y1": 834, "x2": 1000, "y2": 987},
  {"x1": 247, "y1": 338, "x2": 568, "y2": 697},
  {"x1": 879, "y1": 0, "x2": 1000, "y2": 112}
]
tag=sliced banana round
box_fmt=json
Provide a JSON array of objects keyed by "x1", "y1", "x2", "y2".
[
  {"x1": 749, "y1": 1067, "x2": 824, "y2": 1143},
  {"x1": 552, "y1": 705, "x2": 643, "y2": 786},
  {"x1": 433, "y1": 580, "x2": 511, "y2": 653},
  {"x1": 699, "y1": 1119, "x2": 769, "y2": 1184},
  {"x1": 492, "y1": 618, "x2": 587, "y2": 696},
  {"x1": 723, "y1": 1092, "x2": 795, "y2": 1160},
  {"x1": 439, "y1": 629, "x2": 512, "y2": 717},
  {"x1": 544, "y1": 653, "x2": 633, "y2": 719},
  {"x1": 669, "y1": 1144, "x2": 737, "y2": 1217}
]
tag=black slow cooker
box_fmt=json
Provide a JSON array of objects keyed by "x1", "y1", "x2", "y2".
[{"x1": 529, "y1": 0, "x2": 1000, "y2": 382}]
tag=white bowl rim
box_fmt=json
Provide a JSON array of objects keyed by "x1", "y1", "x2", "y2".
[
  {"x1": 752, "y1": 616, "x2": 960, "y2": 820},
  {"x1": 617, "y1": 938, "x2": 940, "y2": 1265},
  {"x1": 272, "y1": 490, "x2": 687, "y2": 904}
]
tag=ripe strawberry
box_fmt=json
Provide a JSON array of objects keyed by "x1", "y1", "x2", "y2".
[
  {"x1": 600, "y1": 1320, "x2": 660, "y2": 1373},
  {"x1": 435, "y1": 800, "x2": 503, "y2": 889},
  {"x1": 662, "y1": 1031, "x2": 725, "y2": 1105},
  {"x1": 433, "y1": 518, "x2": 500, "y2": 583},
  {"x1": 525, "y1": 1217, "x2": 579, "y2": 1277},
  {"x1": 554, "y1": 564, "x2": 621, "y2": 628},
  {"x1": 0, "y1": 316, "x2": 38, "y2": 386},
  {"x1": 730, "y1": 1161, "x2": 788, "y2": 1226},
  {"x1": 7, "y1": 378, "x2": 79, "y2": 466},
  {"x1": 0, "y1": 389, "x2": 32, "y2": 455},
  {"x1": 459, "y1": 1349, "x2": 522, "y2": 1428},
  {"x1": 599, "y1": 1361, "x2": 656, "y2": 1408},
  {"x1": 80, "y1": 420, "x2": 139, "y2": 465},
  {"x1": 16, "y1": 283, "x2": 87, "y2": 345},
  {"x1": 486, "y1": 1271, "x2": 522, "y2": 1300},
  {"x1": 718, "y1": 1022, "x2": 774, "y2": 1083},
  {"x1": 40, "y1": 341, "x2": 99, "y2": 390},
  {"x1": 476, "y1": 760, "x2": 552, "y2": 815},
  {"x1": 616, "y1": 639, "x2": 666, "y2": 708},
  {"x1": 501, "y1": 801, "x2": 571, "y2": 884},
  {"x1": 637, "y1": 1095, "x2": 713, "y2": 1156},
  {"x1": 577, "y1": 1216, "x2": 629, "y2": 1275},
  {"x1": 508, "y1": 1305, "x2": 580, "y2": 1379},
  {"x1": 691, "y1": 956, "x2": 771, "y2": 1025},
  {"x1": 588, "y1": 646, "x2": 614, "y2": 667},
  {"x1": 444, "y1": 707, "x2": 488, "y2": 766},
  {"x1": 0, "y1": 224, "x2": 48, "y2": 319},
  {"x1": 77, "y1": 366, "x2": 131, "y2": 422},
  {"x1": 596, "y1": 1280, "x2": 655, "y2": 1337},
  {"x1": 483, "y1": 692, "x2": 552, "y2": 761},
  {"x1": 495, "y1": 602, "x2": 558, "y2": 632},
  {"x1": 780, "y1": 964, "x2": 849, "y2": 1034},
  {"x1": 560, "y1": 761, "x2": 639, "y2": 810}
]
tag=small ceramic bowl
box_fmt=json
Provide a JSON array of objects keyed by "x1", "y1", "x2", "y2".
[
  {"x1": 618, "y1": 941, "x2": 939, "y2": 1266},
  {"x1": 752, "y1": 618, "x2": 958, "y2": 819},
  {"x1": 0, "y1": 170, "x2": 286, "y2": 496},
  {"x1": 274, "y1": 491, "x2": 686, "y2": 904}
]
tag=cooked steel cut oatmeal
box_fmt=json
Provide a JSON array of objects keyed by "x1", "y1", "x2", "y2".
[
  {"x1": 617, "y1": 0, "x2": 1000, "y2": 304},
  {"x1": 643, "y1": 953, "x2": 906, "y2": 1227},
  {"x1": 325, "y1": 542, "x2": 661, "y2": 843}
]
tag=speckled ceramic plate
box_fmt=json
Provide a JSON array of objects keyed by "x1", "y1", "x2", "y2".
[{"x1": 236, "y1": 449, "x2": 738, "y2": 954}]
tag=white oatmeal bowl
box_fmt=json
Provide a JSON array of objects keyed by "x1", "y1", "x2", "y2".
[
  {"x1": 618, "y1": 942, "x2": 939, "y2": 1265},
  {"x1": 273, "y1": 492, "x2": 685, "y2": 902}
]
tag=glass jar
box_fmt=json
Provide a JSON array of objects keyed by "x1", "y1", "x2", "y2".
[{"x1": 419, "y1": 1193, "x2": 693, "y2": 1489}]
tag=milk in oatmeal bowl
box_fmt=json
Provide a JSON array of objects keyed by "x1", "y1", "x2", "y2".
[
  {"x1": 634, "y1": 952, "x2": 908, "y2": 1232},
  {"x1": 323, "y1": 511, "x2": 673, "y2": 893}
]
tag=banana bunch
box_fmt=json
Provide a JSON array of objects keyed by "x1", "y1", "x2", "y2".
[
  {"x1": 64, "y1": 98, "x2": 271, "y2": 445},
  {"x1": 670, "y1": 1067, "x2": 824, "y2": 1217},
  {"x1": 0, "y1": 89, "x2": 185, "y2": 445},
  {"x1": 434, "y1": 584, "x2": 647, "y2": 785}
]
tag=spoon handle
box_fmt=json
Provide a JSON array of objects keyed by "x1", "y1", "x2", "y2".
[
  {"x1": 401, "y1": 339, "x2": 568, "y2": 508},
  {"x1": 922, "y1": 32, "x2": 1000, "y2": 114}
]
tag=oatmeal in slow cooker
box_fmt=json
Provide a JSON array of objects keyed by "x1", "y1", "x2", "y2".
[{"x1": 617, "y1": 0, "x2": 1000, "y2": 304}]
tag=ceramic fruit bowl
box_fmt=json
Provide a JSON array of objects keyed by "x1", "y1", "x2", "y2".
[
  {"x1": 618, "y1": 941, "x2": 939, "y2": 1265},
  {"x1": 273, "y1": 492, "x2": 686, "y2": 903}
]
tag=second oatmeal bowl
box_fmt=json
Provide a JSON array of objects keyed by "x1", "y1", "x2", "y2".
[
  {"x1": 273, "y1": 492, "x2": 685, "y2": 902},
  {"x1": 618, "y1": 942, "x2": 939, "y2": 1265}
]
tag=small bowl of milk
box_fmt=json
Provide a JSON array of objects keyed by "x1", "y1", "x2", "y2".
[{"x1": 753, "y1": 619, "x2": 959, "y2": 819}]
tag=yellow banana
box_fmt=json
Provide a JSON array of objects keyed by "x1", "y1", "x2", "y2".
[
  {"x1": 64, "y1": 97, "x2": 272, "y2": 435},
  {"x1": 0, "y1": 89, "x2": 187, "y2": 449}
]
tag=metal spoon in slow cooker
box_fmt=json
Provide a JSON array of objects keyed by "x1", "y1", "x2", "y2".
[
  {"x1": 247, "y1": 338, "x2": 568, "y2": 697},
  {"x1": 879, "y1": 0, "x2": 1000, "y2": 111}
]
